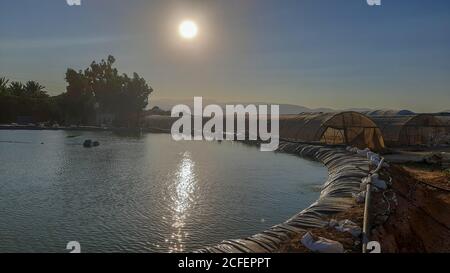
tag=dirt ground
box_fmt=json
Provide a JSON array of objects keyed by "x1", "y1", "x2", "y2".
[
  {"x1": 371, "y1": 163, "x2": 450, "y2": 252},
  {"x1": 280, "y1": 161, "x2": 450, "y2": 253},
  {"x1": 400, "y1": 163, "x2": 450, "y2": 190}
]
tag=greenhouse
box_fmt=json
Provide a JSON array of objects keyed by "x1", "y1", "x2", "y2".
[
  {"x1": 279, "y1": 112, "x2": 385, "y2": 151},
  {"x1": 370, "y1": 114, "x2": 446, "y2": 146},
  {"x1": 435, "y1": 115, "x2": 450, "y2": 135}
]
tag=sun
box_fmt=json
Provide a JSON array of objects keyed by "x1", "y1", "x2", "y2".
[{"x1": 179, "y1": 20, "x2": 198, "y2": 39}]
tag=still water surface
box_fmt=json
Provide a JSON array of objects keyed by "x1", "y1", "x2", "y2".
[{"x1": 0, "y1": 130, "x2": 327, "y2": 252}]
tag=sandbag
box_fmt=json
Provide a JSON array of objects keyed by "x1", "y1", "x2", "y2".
[
  {"x1": 329, "y1": 219, "x2": 362, "y2": 237},
  {"x1": 300, "y1": 232, "x2": 344, "y2": 253},
  {"x1": 361, "y1": 174, "x2": 387, "y2": 191}
]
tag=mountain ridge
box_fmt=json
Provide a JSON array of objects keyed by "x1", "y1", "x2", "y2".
[{"x1": 148, "y1": 98, "x2": 421, "y2": 115}]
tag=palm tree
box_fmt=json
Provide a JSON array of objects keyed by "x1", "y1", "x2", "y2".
[
  {"x1": 24, "y1": 81, "x2": 48, "y2": 98},
  {"x1": 0, "y1": 77, "x2": 9, "y2": 95},
  {"x1": 8, "y1": 81, "x2": 25, "y2": 97}
]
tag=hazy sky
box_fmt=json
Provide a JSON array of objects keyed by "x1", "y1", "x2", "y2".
[{"x1": 1, "y1": 0, "x2": 449, "y2": 112}]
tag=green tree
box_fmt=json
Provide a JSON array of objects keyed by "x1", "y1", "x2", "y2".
[
  {"x1": 62, "y1": 69, "x2": 95, "y2": 125},
  {"x1": 83, "y1": 55, "x2": 123, "y2": 114},
  {"x1": 120, "y1": 72, "x2": 153, "y2": 126},
  {"x1": 0, "y1": 77, "x2": 9, "y2": 95},
  {"x1": 8, "y1": 81, "x2": 25, "y2": 97},
  {"x1": 64, "y1": 55, "x2": 153, "y2": 126},
  {"x1": 24, "y1": 81, "x2": 48, "y2": 98}
]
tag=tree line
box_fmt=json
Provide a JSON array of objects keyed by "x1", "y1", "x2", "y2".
[{"x1": 0, "y1": 56, "x2": 153, "y2": 127}]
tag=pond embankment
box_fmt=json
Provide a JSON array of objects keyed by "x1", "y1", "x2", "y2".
[
  {"x1": 195, "y1": 142, "x2": 372, "y2": 253},
  {"x1": 196, "y1": 142, "x2": 450, "y2": 253}
]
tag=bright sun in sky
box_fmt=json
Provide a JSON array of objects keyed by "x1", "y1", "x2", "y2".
[{"x1": 178, "y1": 20, "x2": 198, "y2": 39}]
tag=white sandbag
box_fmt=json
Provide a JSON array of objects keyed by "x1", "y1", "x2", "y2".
[
  {"x1": 366, "y1": 151, "x2": 381, "y2": 166},
  {"x1": 300, "y1": 232, "x2": 344, "y2": 253},
  {"x1": 329, "y1": 219, "x2": 362, "y2": 237},
  {"x1": 360, "y1": 174, "x2": 387, "y2": 191}
]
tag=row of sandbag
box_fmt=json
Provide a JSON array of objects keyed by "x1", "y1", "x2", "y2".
[{"x1": 194, "y1": 142, "x2": 371, "y2": 253}]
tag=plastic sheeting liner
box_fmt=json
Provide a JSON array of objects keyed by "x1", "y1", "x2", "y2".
[{"x1": 196, "y1": 143, "x2": 371, "y2": 253}]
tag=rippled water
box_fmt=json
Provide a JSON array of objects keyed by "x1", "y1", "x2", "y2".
[{"x1": 0, "y1": 130, "x2": 327, "y2": 253}]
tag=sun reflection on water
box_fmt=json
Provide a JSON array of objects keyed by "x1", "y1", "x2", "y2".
[{"x1": 167, "y1": 151, "x2": 197, "y2": 252}]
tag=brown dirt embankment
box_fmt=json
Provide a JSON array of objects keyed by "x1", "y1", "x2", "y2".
[
  {"x1": 280, "y1": 162, "x2": 450, "y2": 253},
  {"x1": 371, "y1": 164, "x2": 450, "y2": 252}
]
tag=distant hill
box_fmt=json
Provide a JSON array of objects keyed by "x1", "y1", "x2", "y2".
[
  {"x1": 227, "y1": 103, "x2": 335, "y2": 115},
  {"x1": 344, "y1": 107, "x2": 373, "y2": 112},
  {"x1": 363, "y1": 109, "x2": 416, "y2": 116},
  {"x1": 148, "y1": 98, "x2": 335, "y2": 115},
  {"x1": 148, "y1": 99, "x2": 425, "y2": 116},
  {"x1": 143, "y1": 106, "x2": 171, "y2": 116}
]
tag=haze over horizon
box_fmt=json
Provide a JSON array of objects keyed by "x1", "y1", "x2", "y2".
[{"x1": 1, "y1": 0, "x2": 450, "y2": 112}]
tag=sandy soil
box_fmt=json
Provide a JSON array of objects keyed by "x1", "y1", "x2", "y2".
[
  {"x1": 371, "y1": 164, "x2": 450, "y2": 252},
  {"x1": 400, "y1": 164, "x2": 450, "y2": 190}
]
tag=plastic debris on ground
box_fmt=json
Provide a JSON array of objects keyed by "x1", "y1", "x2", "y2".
[
  {"x1": 329, "y1": 219, "x2": 362, "y2": 237},
  {"x1": 300, "y1": 232, "x2": 344, "y2": 253},
  {"x1": 346, "y1": 146, "x2": 387, "y2": 167}
]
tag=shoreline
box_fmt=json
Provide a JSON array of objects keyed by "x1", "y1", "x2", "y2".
[
  {"x1": 0, "y1": 124, "x2": 170, "y2": 134},
  {"x1": 196, "y1": 142, "x2": 450, "y2": 253},
  {"x1": 0, "y1": 124, "x2": 110, "y2": 131},
  {"x1": 195, "y1": 142, "x2": 372, "y2": 253}
]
